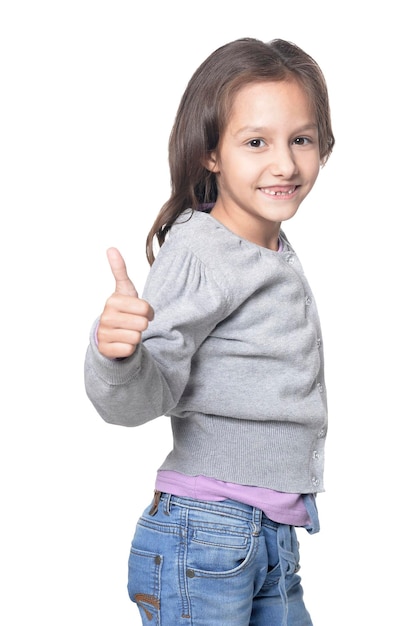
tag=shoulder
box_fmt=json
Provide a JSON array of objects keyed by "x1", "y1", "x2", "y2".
[
  {"x1": 142, "y1": 211, "x2": 233, "y2": 313},
  {"x1": 143, "y1": 211, "x2": 229, "y2": 308}
]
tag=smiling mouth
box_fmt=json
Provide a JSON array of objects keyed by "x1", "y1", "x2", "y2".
[{"x1": 260, "y1": 185, "x2": 298, "y2": 197}]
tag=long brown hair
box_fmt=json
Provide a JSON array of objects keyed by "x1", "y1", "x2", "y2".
[{"x1": 146, "y1": 37, "x2": 335, "y2": 264}]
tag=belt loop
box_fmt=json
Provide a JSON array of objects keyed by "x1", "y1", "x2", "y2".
[
  {"x1": 149, "y1": 490, "x2": 161, "y2": 516},
  {"x1": 252, "y1": 506, "x2": 262, "y2": 533}
]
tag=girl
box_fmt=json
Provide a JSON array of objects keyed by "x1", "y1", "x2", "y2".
[{"x1": 85, "y1": 37, "x2": 334, "y2": 626}]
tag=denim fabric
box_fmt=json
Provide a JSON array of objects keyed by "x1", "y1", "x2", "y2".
[{"x1": 128, "y1": 493, "x2": 314, "y2": 626}]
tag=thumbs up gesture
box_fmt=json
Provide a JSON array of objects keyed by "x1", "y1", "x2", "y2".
[{"x1": 96, "y1": 248, "x2": 154, "y2": 359}]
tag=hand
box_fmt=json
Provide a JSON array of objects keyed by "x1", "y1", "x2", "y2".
[{"x1": 96, "y1": 248, "x2": 154, "y2": 359}]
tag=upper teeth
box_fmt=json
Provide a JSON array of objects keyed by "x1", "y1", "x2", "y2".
[{"x1": 263, "y1": 187, "x2": 296, "y2": 196}]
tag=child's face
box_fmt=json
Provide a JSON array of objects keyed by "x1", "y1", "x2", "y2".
[{"x1": 207, "y1": 80, "x2": 321, "y2": 249}]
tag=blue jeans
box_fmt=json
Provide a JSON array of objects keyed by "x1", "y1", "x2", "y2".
[{"x1": 127, "y1": 493, "x2": 315, "y2": 625}]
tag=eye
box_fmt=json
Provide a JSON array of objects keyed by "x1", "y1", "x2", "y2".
[
  {"x1": 292, "y1": 136, "x2": 312, "y2": 146},
  {"x1": 247, "y1": 138, "x2": 266, "y2": 148}
]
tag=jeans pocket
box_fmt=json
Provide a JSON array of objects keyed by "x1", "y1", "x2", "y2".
[
  {"x1": 187, "y1": 526, "x2": 253, "y2": 577},
  {"x1": 128, "y1": 548, "x2": 163, "y2": 623}
]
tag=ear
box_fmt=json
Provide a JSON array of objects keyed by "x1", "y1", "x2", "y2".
[{"x1": 202, "y1": 151, "x2": 220, "y2": 173}]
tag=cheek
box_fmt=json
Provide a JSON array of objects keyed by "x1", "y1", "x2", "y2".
[
  {"x1": 217, "y1": 156, "x2": 249, "y2": 184},
  {"x1": 306, "y1": 154, "x2": 321, "y2": 184}
]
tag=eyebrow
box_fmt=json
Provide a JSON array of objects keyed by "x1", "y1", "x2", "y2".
[{"x1": 234, "y1": 123, "x2": 318, "y2": 136}]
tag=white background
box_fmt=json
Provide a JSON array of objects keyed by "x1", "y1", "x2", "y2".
[{"x1": 1, "y1": 1, "x2": 416, "y2": 623}]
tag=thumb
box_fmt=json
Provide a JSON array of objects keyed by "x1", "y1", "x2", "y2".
[{"x1": 106, "y1": 247, "x2": 138, "y2": 297}]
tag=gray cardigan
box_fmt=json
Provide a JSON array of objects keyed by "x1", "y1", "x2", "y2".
[{"x1": 84, "y1": 209, "x2": 328, "y2": 494}]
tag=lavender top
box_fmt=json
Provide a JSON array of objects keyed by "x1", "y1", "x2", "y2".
[{"x1": 156, "y1": 470, "x2": 311, "y2": 526}]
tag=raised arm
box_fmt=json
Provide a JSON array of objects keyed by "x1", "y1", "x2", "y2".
[{"x1": 84, "y1": 241, "x2": 229, "y2": 427}]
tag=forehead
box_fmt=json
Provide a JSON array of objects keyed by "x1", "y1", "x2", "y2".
[{"x1": 230, "y1": 80, "x2": 313, "y2": 119}]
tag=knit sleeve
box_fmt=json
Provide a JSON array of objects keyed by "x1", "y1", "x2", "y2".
[{"x1": 84, "y1": 240, "x2": 229, "y2": 427}]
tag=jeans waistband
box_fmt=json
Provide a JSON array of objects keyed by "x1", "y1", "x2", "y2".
[
  {"x1": 151, "y1": 491, "x2": 267, "y2": 527},
  {"x1": 149, "y1": 490, "x2": 320, "y2": 534}
]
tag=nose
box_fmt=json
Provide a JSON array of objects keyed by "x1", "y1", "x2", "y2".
[{"x1": 269, "y1": 145, "x2": 298, "y2": 178}]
